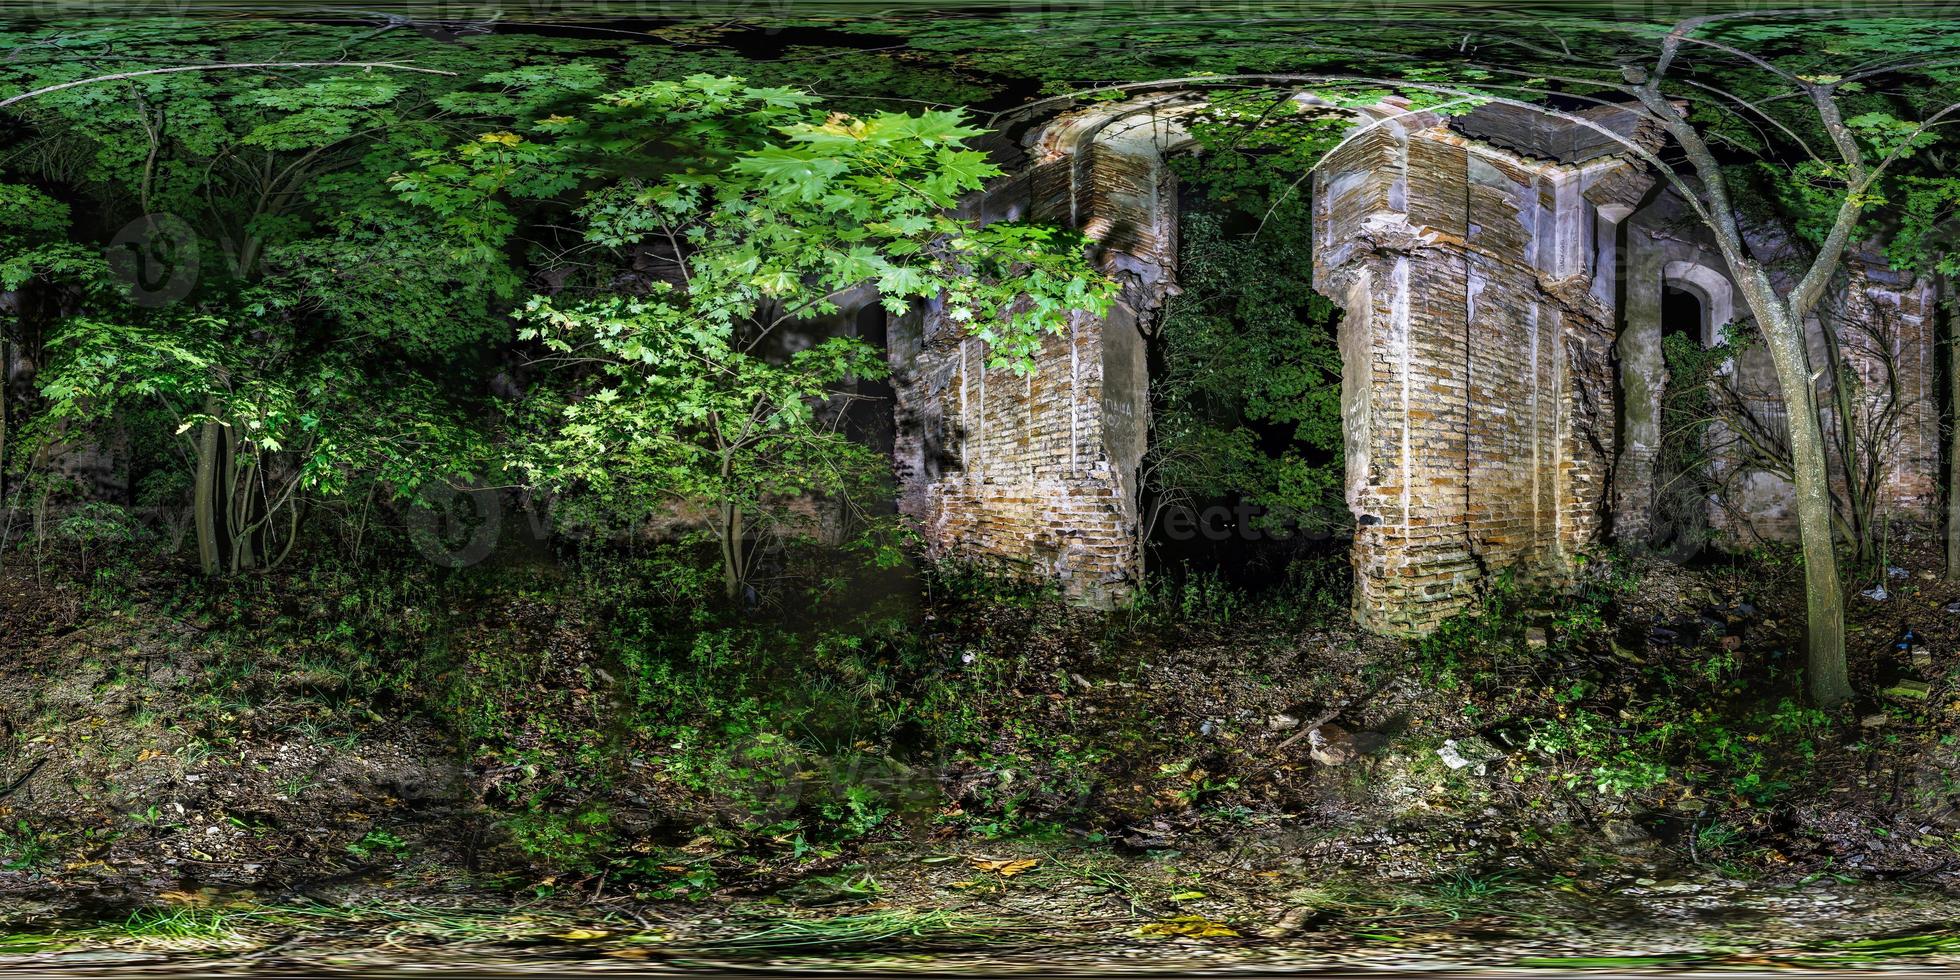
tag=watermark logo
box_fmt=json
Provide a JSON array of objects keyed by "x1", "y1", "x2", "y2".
[
  {"x1": 1154, "y1": 501, "x2": 1345, "y2": 543},
  {"x1": 406, "y1": 482, "x2": 505, "y2": 569},
  {"x1": 106, "y1": 213, "x2": 199, "y2": 308}
]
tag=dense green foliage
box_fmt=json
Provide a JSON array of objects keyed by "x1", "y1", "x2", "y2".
[
  {"x1": 4, "y1": 7, "x2": 1960, "y2": 902},
  {"x1": 0, "y1": 22, "x2": 1109, "y2": 595},
  {"x1": 1147, "y1": 92, "x2": 1347, "y2": 545}
]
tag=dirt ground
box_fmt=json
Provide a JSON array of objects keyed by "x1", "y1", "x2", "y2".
[{"x1": 5, "y1": 540, "x2": 1960, "y2": 971}]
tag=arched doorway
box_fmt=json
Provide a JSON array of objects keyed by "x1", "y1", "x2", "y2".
[{"x1": 1652, "y1": 283, "x2": 1716, "y2": 558}]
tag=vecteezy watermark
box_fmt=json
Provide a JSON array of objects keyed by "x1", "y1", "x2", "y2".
[
  {"x1": 106, "y1": 213, "x2": 200, "y2": 308},
  {"x1": 1155, "y1": 501, "x2": 1347, "y2": 543},
  {"x1": 406, "y1": 482, "x2": 507, "y2": 569}
]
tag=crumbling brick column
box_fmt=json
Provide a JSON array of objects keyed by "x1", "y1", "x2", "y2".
[
  {"x1": 1313, "y1": 104, "x2": 1642, "y2": 635},
  {"x1": 889, "y1": 99, "x2": 1189, "y2": 607}
]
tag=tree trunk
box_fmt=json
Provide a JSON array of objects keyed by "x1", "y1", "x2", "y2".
[
  {"x1": 1, "y1": 331, "x2": 10, "y2": 509},
  {"x1": 230, "y1": 457, "x2": 257, "y2": 572},
  {"x1": 717, "y1": 505, "x2": 744, "y2": 603},
  {"x1": 193, "y1": 414, "x2": 223, "y2": 577},
  {"x1": 1750, "y1": 290, "x2": 1851, "y2": 706},
  {"x1": 1945, "y1": 272, "x2": 1960, "y2": 581}
]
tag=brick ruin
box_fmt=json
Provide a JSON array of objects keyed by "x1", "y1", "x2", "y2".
[
  {"x1": 1613, "y1": 191, "x2": 1941, "y2": 546},
  {"x1": 884, "y1": 98, "x2": 1194, "y2": 607},
  {"x1": 889, "y1": 94, "x2": 1946, "y2": 632},
  {"x1": 1309, "y1": 101, "x2": 1659, "y2": 633}
]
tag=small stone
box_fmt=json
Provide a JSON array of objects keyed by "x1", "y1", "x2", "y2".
[
  {"x1": 1438, "y1": 736, "x2": 1503, "y2": 773},
  {"x1": 1861, "y1": 713, "x2": 1890, "y2": 728},
  {"x1": 1257, "y1": 907, "x2": 1314, "y2": 939},
  {"x1": 1646, "y1": 881, "x2": 1704, "y2": 895},
  {"x1": 1603, "y1": 820, "x2": 1653, "y2": 847},
  {"x1": 1268, "y1": 713, "x2": 1301, "y2": 732},
  {"x1": 1525, "y1": 627, "x2": 1548, "y2": 649},
  {"x1": 1310, "y1": 723, "x2": 1357, "y2": 766},
  {"x1": 1884, "y1": 680, "x2": 1932, "y2": 700},
  {"x1": 1912, "y1": 647, "x2": 1934, "y2": 671}
]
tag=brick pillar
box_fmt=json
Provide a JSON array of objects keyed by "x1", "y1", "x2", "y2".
[
  {"x1": 1315, "y1": 110, "x2": 1636, "y2": 635},
  {"x1": 889, "y1": 98, "x2": 1192, "y2": 606}
]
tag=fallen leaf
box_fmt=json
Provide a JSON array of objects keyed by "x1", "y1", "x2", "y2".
[
  {"x1": 555, "y1": 929, "x2": 610, "y2": 941},
  {"x1": 1138, "y1": 915, "x2": 1239, "y2": 939},
  {"x1": 1170, "y1": 890, "x2": 1206, "y2": 901},
  {"x1": 967, "y1": 857, "x2": 1039, "y2": 876}
]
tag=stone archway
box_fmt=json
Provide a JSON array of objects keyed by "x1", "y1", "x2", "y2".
[
  {"x1": 898, "y1": 91, "x2": 1665, "y2": 633},
  {"x1": 1661, "y1": 260, "x2": 1735, "y2": 347}
]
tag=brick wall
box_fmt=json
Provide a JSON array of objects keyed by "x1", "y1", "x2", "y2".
[
  {"x1": 1617, "y1": 207, "x2": 1942, "y2": 545},
  {"x1": 1314, "y1": 109, "x2": 1942, "y2": 635},
  {"x1": 1314, "y1": 109, "x2": 1636, "y2": 635},
  {"x1": 889, "y1": 100, "x2": 1189, "y2": 606}
]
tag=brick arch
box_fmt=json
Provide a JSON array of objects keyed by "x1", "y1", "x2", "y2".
[{"x1": 897, "y1": 89, "x2": 1943, "y2": 635}]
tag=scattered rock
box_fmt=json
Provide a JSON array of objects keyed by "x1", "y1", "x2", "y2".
[
  {"x1": 1525, "y1": 627, "x2": 1548, "y2": 649},
  {"x1": 1861, "y1": 713, "x2": 1890, "y2": 728},
  {"x1": 1310, "y1": 723, "x2": 1357, "y2": 767},
  {"x1": 1883, "y1": 680, "x2": 1932, "y2": 700},
  {"x1": 1267, "y1": 713, "x2": 1301, "y2": 732},
  {"x1": 1912, "y1": 648, "x2": 1935, "y2": 671},
  {"x1": 1257, "y1": 907, "x2": 1315, "y2": 939},
  {"x1": 1645, "y1": 880, "x2": 1704, "y2": 895},
  {"x1": 1601, "y1": 819, "x2": 1653, "y2": 848},
  {"x1": 1437, "y1": 736, "x2": 1503, "y2": 774}
]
